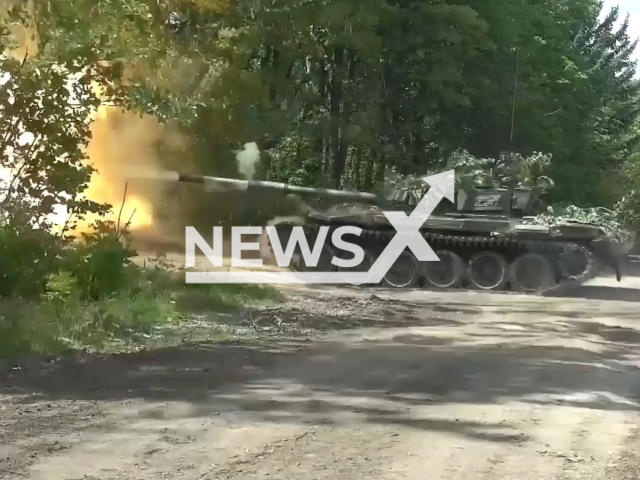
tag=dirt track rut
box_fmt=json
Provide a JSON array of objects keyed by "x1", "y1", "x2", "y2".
[{"x1": 3, "y1": 279, "x2": 640, "y2": 479}]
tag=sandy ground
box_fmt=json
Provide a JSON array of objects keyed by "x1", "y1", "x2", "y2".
[{"x1": 3, "y1": 257, "x2": 640, "y2": 479}]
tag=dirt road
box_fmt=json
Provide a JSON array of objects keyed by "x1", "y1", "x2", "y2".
[{"x1": 3, "y1": 272, "x2": 640, "y2": 479}]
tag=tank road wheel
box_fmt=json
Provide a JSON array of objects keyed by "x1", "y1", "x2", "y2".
[
  {"x1": 557, "y1": 243, "x2": 604, "y2": 284},
  {"x1": 559, "y1": 244, "x2": 591, "y2": 279},
  {"x1": 422, "y1": 250, "x2": 465, "y2": 289},
  {"x1": 467, "y1": 251, "x2": 509, "y2": 291},
  {"x1": 383, "y1": 251, "x2": 419, "y2": 289},
  {"x1": 510, "y1": 253, "x2": 556, "y2": 293}
]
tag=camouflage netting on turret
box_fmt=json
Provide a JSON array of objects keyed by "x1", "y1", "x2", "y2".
[{"x1": 527, "y1": 206, "x2": 636, "y2": 244}]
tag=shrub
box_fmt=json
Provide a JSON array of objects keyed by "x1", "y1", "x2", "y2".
[
  {"x1": 0, "y1": 218, "x2": 281, "y2": 359},
  {"x1": 0, "y1": 218, "x2": 64, "y2": 299},
  {"x1": 63, "y1": 220, "x2": 137, "y2": 301}
]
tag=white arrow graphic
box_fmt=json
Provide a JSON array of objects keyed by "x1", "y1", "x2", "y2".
[{"x1": 350, "y1": 169, "x2": 455, "y2": 284}]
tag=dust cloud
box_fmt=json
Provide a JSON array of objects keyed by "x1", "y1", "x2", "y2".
[
  {"x1": 0, "y1": 10, "x2": 180, "y2": 237},
  {"x1": 78, "y1": 106, "x2": 186, "y2": 233}
]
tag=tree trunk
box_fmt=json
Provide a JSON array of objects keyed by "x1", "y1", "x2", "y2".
[
  {"x1": 375, "y1": 152, "x2": 386, "y2": 186},
  {"x1": 363, "y1": 149, "x2": 375, "y2": 191},
  {"x1": 330, "y1": 45, "x2": 347, "y2": 188},
  {"x1": 352, "y1": 147, "x2": 361, "y2": 189}
]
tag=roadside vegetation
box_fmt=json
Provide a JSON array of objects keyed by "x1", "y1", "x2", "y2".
[{"x1": 0, "y1": 216, "x2": 279, "y2": 359}]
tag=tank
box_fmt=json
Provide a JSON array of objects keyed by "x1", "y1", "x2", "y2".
[{"x1": 175, "y1": 173, "x2": 632, "y2": 293}]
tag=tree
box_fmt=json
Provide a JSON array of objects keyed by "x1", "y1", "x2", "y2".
[
  {"x1": 19, "y1": 0, "x2": 640, "y2": 217},
  {"x1": 554, "y1": 6, "x2": 640, "y2": 206},
  {"x1": 0, "y1": 16, "x2": 110, "y2": 231}
]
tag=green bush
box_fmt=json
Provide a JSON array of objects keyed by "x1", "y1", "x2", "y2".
[
  {"x1": 64, "y1": 220, "x2": 137, "y2": 301},
  {"x1": 0, "y1": 218, "x2": 281, "y2": 359},
  {"x1": 0, "y1": 220, "x2": 63, "y2": 299},
  {"x1": 0, "y1": 273, "x2": 178, "y2": 358},
  {"x1": 0, "y1": 299, "x2": 58, "y2": 358},
  {"x1": 41, "y1": 269, "x2": 180, "y2": 348},
  {"x1": 0, "y1": 220, "x2": 176, "y2": 357}
]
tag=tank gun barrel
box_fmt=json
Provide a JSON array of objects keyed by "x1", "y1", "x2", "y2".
[{"x1": 176, "y1": 173, "x2": 382, "y2": 204}]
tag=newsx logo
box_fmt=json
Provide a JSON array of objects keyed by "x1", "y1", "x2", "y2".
[
  {"x1": 184, "y1": 170, "x2": 454, "y2": 284},
  {"x1": 187, "y1": 224, "x2": 369, "y2": 270}
]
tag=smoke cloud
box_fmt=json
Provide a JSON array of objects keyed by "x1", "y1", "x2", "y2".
[
  {"x1": 0, "y1": 7, "x2": 189, "y2": 253},
  {"x1": 236, "y1": 142, "x2": 261, "y2": 180},
  {"x1": 80, "y1": 106, "x2": 186, "y2": 234}
]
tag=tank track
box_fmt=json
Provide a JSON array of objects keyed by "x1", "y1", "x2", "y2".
[
  {"x1": 360, "y1": 229, "x2": 602, "y2": 293},
  {"x1": 284, "y1": 224, "x2": 606, "y2": 294}
]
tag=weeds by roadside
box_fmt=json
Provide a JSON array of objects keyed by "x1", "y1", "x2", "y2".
[{"x1": 0, "y1": 218, "x2": 281, "y2": 360}]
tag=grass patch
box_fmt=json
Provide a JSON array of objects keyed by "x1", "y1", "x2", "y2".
[
  {"x1": 0, "y1": 217, "x2": 284, "y2": 360},
  {"x1": 0, "y1": 266, "x2": 283, "y2": 360},
  {"x1": 176, "y1": 283, "x2": 283, "y2": 313}
]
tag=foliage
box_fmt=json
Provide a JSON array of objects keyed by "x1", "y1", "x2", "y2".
[
  {"x1": 0, "y1": 213, "x2": 62, "y2": 298},
  {"x1": 447, "y1": 150, "x2": 554, "y2": 190},
  {"x1": 0, "y1": 218, "x2": 280, "y2": 359},
  {"x1": 616, "y1": 192, "x2": 640, "y2": 232},
  {"x1": 267, "y1": 133, "x2": 323, "y2": 187},
  {"x1": 19, "y1": 0, "x2": 640, "y2": 219},
  {"x1": 65, "y1": 220, "x2": 137, "y2": 301},
  {"x1": 528, "y1": 205, "x2": 636, "y2": 243},
  {"x1": 615, "y1": 152, "x2": 640, "y2": 233},
  {"x1": 548, "y1": 7, "x2": 640, "y2": 206},
  {"x1": 0, "y1": 52, "x2": 107, "y2": 230},
  {"x1": 0, "y1": 223, "x2": 139, "y2": 356},
  {"x1": 1, "y1": 0, "x2": 640, "y2": 358}
]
